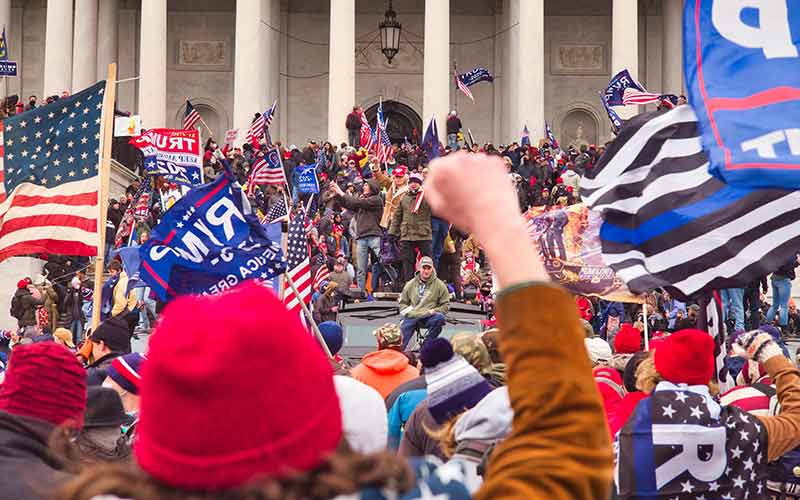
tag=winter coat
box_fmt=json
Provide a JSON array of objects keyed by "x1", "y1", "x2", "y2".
[
  {"x1": 313, "y1": 293, "x2": 338, "y2": 324},
  {"x1": 350, "y1": 349, "x2": 419, "y2": 399},
  {"x1": 474, "y1": 283, "x2": 613, "y2": 500},
  {"x1": 0, "y1": 410, "x2": 74, "y2": 500},
  {"x1": 446, "y1": 116, "x2": 462, "y2": 135},
  {"x1": 333, "y1": 376, "x2": 388, "y2": 455},
  {"x1": 86, "y1": 352, "x2": 123, "y2": 387},
  {"x1": 387, "y1": 388, "x2": 427, "y2": 449},
  {"x1": 373, "y1": 168, "x2": 409, "y2": 228},
  {"x1": 11, "y1": 288, "x2": 41, "y2": 328},
  {"x1": 345, "y1": 112, "x2": 361, "y2": 131},
  {"x1": 62, "y1": 287, "x2": 84, "y2": 325},
  {"x1": 561, "y1": 169, "x2": 581, "y2": 196},
  {"x1": 398, "y1": 268, "x2": 450, "y2": 319},
  {"x1": 35, "y1": 283, "x2": 59, "y2": 331},
  {"x1": 389, "y1": 190, "x2": 432, "y2": 242},
  {"x1": 111, "y1": 271, "x2": 137, "y2": 317},
  {"x1": 336, "y1": 181, "x2": 383, "y2": 239}
]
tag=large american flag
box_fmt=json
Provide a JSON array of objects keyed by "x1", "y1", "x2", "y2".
[
  {"x1": 260, "y1": 196, "x2": 288, "y2": 224},
  {"x1": 183, "y1": 100, "x2": 200, "y2": 130},
  {"x1": 283, "y1": 212, "x2": 312, "y2": 314},
  {"x1": 455, "y1": 70, "x2": 475, "y2": 102},
  {"x1": 313, "y1": 263, "x2": 330, "y2": 292},
  {"x1": 0, "y1": 81, "x2": 104, "y2": 262}
]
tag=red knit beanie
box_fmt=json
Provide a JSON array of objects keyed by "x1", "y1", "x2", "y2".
[
  {"x1": 134, "y1": 281, "x2": 342, "y2": 490},
  {"x1": 0, "y1": 342, "x2": 86, "y2": 427},
  {"x1": 654, "y1": 329, "x2": 714, "y2": 385},
  {"x1": 614, "y1": 323, "x2": 642, "y2": 354}
]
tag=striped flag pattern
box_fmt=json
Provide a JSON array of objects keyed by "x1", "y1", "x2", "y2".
[
  {"x1": 283, "y1": 212, "x2": 312, "y2": 314},
  {"x1": 582, "y1": 104, "x2": 800, "y2": 300},
  {"x1": 622, "y1": 87, "x2": 662, "y2": 106},
  {"x1": 455, "y1": 71, "x2": 475, "y2": 102},
  {"x1": 246, "y1": 100, "x2": 277, "y2": 148},
  {"x1": 376, "y1": 102, "x2": 393, "y2": 163},
  {"x1": 359, "y1": 109, "x2": 374, "y2": 151},
  {"x1": 183, "y1": 100, "x2": 200, "y2": 130},
  {"x1": 261, "y1": 197, "x2": 288, "y2": 224},
  {"x1": 0, "y1": 82, "x2": 104, "y2": 262},
  {"x1": 246, "y1": 148, "x2": 286, "y2": 197},
  {"x1": 313, "y1": 263, "x2": 330, "y2": 291}
]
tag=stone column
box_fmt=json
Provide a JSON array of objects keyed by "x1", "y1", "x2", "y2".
[
  {"x1": 43, "y1": 0, "x2": 74, "y2": 97},
  {"x1": 662, "y1": 0, "x2": 683, "y2": 95},
  {"x1": 97, "y1": 0, "x2": 119, "y2": 77},
  {"x1": 72, "y1": 0, "x2": 98, "y2": 90},
  {"x1": 234, "y1": 0, "x2": 270, "y2": 137},
  {"x1": 138, "y1": 0, "x2": 167, "y2": 129},
  {"x1": 0, "y1": 0, "x2": 10, "y2": 42},
  {"x1": 423, "y1": 0, "x2": 449, "y2": 141},
  {"x1": 612, "y1": 0, "x2": 638, "y2": 119},
  {"x1": 511, "y1": 0, "x2": 544, "y2": 141},
  {"x1": 327, "y1": 0, "x2": 355, "y2": 145}
]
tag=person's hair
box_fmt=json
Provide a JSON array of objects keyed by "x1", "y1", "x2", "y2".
[
  {"x1": 635, "y1": 352, "x2": 718, "y2": 396},
  {"x1": 425, "y1": 414, "x2": 463, "y2": 459},
  {"x1": 107, "y1": 260, "x2": 122, "y2": 272},
  {"x1": 57, "y1": 441, "x2": 414, "y2": 500}
]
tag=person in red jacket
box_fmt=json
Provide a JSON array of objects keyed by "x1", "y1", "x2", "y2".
[{"x1": 345, "y1": 106, "x2": 362, "y2": 147}]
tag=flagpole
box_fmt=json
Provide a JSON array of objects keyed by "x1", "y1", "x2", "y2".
[
  {"x1": 453, "y1": 60, "x2": 458, "y2": 114},
  {"x1": 284, "y1": 272, "x2": 332, "y2": 359},
  {"x1": 643, "y1": 302, "x2": 649, "y2": 351},
  {"x1": 91, "y1": 63, "x2": 118, "y2": 331}
]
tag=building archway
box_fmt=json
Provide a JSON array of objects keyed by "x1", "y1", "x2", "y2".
[
  {"x1": 560, "y1": 107, "x2": 600, "y2": 148},
  {"x1": 364, "y1": 100, "x2": 422, "y2": 145},
  {"x1": 173, "y1": 98, "x2": 229, "y2": 142}
]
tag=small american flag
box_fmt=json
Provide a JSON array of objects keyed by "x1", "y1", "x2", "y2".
[
  {"x1": 283, "y1": 212, "x2": 312, "y2": 314},
  {"x1": 0, "y1": 81, "x2": 104, "y2": 261},
  {"x1": 261, "y1": 197, "x2": 289, "y2": 224},
  {"x1": 622, "y1": 87, "x2": 662, "y2": 106},
  {"x1": 455, "y1": 71, "x2": 475, "y2": 102},
  {"x1": 115, "y1": 177, "x2": 151, "y2": 248},
  {"x1": 247, "y1": 148, "x2": 286, "y2": 196},
  {"x1": 183, "y1": 100, "x2": 200, "y2": 130},
  {"x1": 247, "y1": 100, "x2": 277, "y2": 148},
  {"x1": 376, "y1": 102, "x2": 393, "y2": 163},
  {"x1": 313, "y1": 263, "x2": 330, "y2": 291}
]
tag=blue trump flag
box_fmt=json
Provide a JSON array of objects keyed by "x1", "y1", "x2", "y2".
[
  {"x1": 684, "y1": 1, "x2": 800, "y2": 188},
  {"x1": 143, "y1": 155, "x2": 202, "y2": 187},
  {"x1": 602, "y1": 69, "x2": 643, "y2": 132},
  {"x1": 422, "y1": 118, "x2": 440, "y2": 159},
  {"x1": 457, "y1": 67, "x2": 494, "y2": 87},
  {"x1": 296, "y1": 164, "x2": 319, "y2": 193},
  {"x1": 139, "y1": 167, "x2": 286, "y2": 300}
]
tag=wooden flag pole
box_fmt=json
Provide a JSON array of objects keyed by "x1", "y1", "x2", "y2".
[
  {"x1": 284, "y1": 272, "x2": 332, "y2": 359},
  {"x1": 91, "y1": 63, "x2": 118, "y2": 331}
]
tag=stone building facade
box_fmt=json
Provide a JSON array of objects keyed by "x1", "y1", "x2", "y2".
[{"x1": 0, "y1": 0, "x2": 683, "y2": 149}]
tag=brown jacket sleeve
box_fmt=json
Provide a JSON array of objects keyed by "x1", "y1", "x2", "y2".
[
  {"x1": 476, "y1": 283, "x2": 613, "y2": 500},
  {"x1": 374, "y1": 168, "x2": 392, "y2": 190},
  {"x1": 756, "y1": 356, "x2": 800, "y2": 461}
]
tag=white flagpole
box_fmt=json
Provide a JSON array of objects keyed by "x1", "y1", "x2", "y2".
[{"x1": 643, "y1": 302, "x2": 650, "y2": 351}]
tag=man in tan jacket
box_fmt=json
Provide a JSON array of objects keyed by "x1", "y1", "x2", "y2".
[{"x1": 372, "y1": 163, "x2": 409, "y2": 228}]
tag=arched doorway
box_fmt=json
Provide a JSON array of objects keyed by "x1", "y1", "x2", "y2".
[
  {"x1": 364, "y1": 100, "x2": 422, "y2": 145},
  {"x1": 560, "y1": 108, "x2": 599, "y2": 149}
]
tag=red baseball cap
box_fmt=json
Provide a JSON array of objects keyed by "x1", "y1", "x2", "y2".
[{"x1": 393, "y1": 165, "x2": 408, "y2": 177}]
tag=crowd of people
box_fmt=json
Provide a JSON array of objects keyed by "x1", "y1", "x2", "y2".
[{"x1": 3, "y1": 102, "x2": 800, "y2": 499}]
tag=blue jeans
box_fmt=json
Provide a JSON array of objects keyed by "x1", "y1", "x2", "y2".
[
  {"x1": 400, "y1": 312, "x2": 446, "y2": 350},
  {"x1": 447, "y1": 133, "x2": 459, "y2": 150},
  {"x1": 721, "y1": 288, "x2": 745, "y2": 332},
  {"x1": 69, "y1": 319, "x2": 83, "y2": 346},
  {"x1": 356, "y1": 236, "x2": 381, "y2": 292},
  {"x1": 767, "y1": 276, "x2": 793, "y2": 326},
  {"x1": 430, "y1": 217, "x2": 449, "y2": 270}
]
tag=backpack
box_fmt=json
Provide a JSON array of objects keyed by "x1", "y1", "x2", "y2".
[{"x1": 9, "y1": 294, "x2": 23, "y2": 320}]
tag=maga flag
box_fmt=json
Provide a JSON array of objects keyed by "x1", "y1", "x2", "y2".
[
  {"x1": 139, "y1": 164, "x2": 285, "y2": 300},
  {"x1": 684, "y1": 1, "x2": 800, "y2": 189}
]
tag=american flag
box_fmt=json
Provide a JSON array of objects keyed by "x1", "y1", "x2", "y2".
[
  {"x1": 261, "y1": 196, "x2": 289, "y2": 224},
  {"x1": 183, "y1": 100, "x2": 200, "y2": 130},
  {"x1": 622, "y1": 87, "x2": 662, "y2": 106},
  {"x1": 359, "y1": 109, "x2": 373, "y2": 151},
  {"x1": 283, "y1": 212, "x2": 312, "y2": 314},
  {"x1": 246, "y1": 148, "x2": 286, "y2": 196},
  {"x1": 312, "y1": 263, "x2": 330, "y2": 291},
  {"x1": 455, "y1": 70, "x2": 475, "y2": 102},
  {"x1": 376, "y1": 102, "x2": 393, "y2": 163},
  {"x1": 247, "y1": 100, "x2": 277, "y2": 148},
  {"x1": 115, "y1": 177, "x2": 152, "y2": 248},
  {"x1": 0, "y1": 81, "x2": 104, "y2": 261}
]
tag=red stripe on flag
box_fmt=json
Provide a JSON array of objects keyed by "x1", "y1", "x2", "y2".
[
  {"x1": 0, "y1": 214, "x2": 96, "y2": 239},
  {"x1": 10, "y1": 191, "x2": 98, "y2": 208},
  {"x1": 0, "y1": 239, "x2": 97, "y2": 263}
]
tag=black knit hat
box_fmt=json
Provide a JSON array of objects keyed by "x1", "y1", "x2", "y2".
[
  {"x1": 84, "y1": 386, "x2": 134, "y2": 428},
  {"x1": 91, "y1": 316, "x2": 131, "y2": 353}
]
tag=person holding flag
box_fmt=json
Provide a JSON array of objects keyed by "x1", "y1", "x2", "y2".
[
  {"x1": 389, "y1": 173, "x2": 432, "y2": 284},
  {"x1": 446, "y1": 111, "x2": 462, "y2": 151}
]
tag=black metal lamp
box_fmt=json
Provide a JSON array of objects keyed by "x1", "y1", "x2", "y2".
[{"x1": 379, "y1": 1, "x2": 401, "y2": 63}]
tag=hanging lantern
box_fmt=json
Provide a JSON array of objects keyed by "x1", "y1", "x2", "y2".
[{"x1": 379, "y1": 0, "x2": 402, "y2": 64}]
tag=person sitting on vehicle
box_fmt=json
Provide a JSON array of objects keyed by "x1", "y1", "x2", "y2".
[{"x1": 399, "y1": 256, "x2": 450, "y2": 351}]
